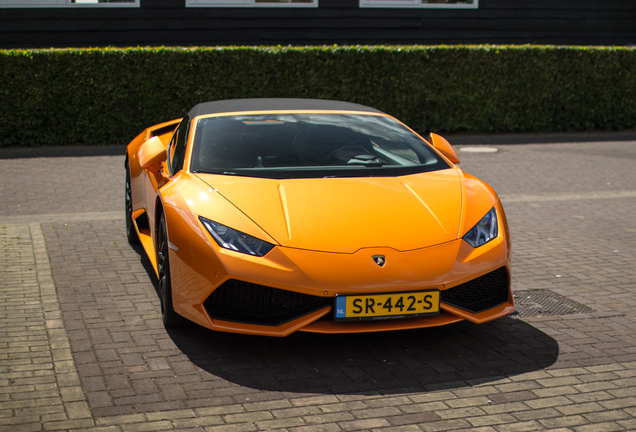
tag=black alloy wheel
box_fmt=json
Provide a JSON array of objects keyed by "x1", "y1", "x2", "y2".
[
  {"x1": 157, "y1": 212, "x2": 184, "y2": 327},
  {"x1": 125, "y1": 158, "x2": 140, "y2": 244}
]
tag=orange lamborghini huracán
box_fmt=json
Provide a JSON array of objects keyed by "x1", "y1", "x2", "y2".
[{"x1": 125, "y1": 99, "x2": 514, "y2": 337}]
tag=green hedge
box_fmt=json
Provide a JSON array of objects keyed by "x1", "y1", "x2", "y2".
[{"x1": 1, "y1": 45, "x2": 635, "y2": 146}]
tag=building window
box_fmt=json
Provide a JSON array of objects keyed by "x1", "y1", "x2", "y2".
[
  {"x1": 360, "y1": 0, "x2": 477, "y2": 8},
  {"x1": 187, "y1": 0, "x2": 318, "y2": 7},
  {"x1": 0, "y1": 0, "x2": 139, "y2": 7}
]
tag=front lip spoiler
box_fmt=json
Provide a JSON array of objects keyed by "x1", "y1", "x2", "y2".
[
  {"x1": 205, "y1": 306, "x2": 333, "y2": 337},
  {"x1": 299, "y1": 300, "x2": 515, "y2": 335},
  {"x1": 440, "y1": 301, "x2": 515, "y2": 324}
]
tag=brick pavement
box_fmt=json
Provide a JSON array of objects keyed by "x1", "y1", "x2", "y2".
[
  {"x1": 1, "y1": 140, "x2": 635, "y2": 431},
  {"x1": 0, "y1": 223, "x2": 91, "y2": 431}
]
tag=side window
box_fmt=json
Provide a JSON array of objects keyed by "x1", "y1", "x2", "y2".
[{"x1": 168, "y1": 117, "x2": 190, "y2": 176}]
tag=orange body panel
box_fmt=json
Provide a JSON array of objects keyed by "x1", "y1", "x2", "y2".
[
  {"x1": 126, "y1": 107, "x2": 514, "y2": 336},
  {"x1": 196, "y1": 170, "x2": 464, "y2": 253}
]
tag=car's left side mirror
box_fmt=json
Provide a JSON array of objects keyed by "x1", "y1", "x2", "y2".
[
  {"x1": 428, "y1": 133, "x2": 460, "y2": 165},
  {"x1": 138, "y1": 136, "x2": 167, "y2": 170}
]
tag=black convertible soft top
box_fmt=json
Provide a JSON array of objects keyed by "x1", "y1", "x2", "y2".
[{"x1": 187, "y1": 98, "x2": 383, "y2": 118}]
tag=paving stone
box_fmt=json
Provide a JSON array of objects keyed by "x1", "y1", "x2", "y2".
[
  {"x1": 573, "y1": 422, "x2": 626, "y2": 432},
  {"x1": 495, "y1": 420, "x2": 543, "y2": 432},
  {"x1": 489, "y1": 391, "x2": 538, "y2": 404},
  {"x1": 419, "y1": 419, "x2": 472, "y2": 432},
  {"x1": 119, "y1": 420, "x2": 174, "y2": 431},
  {"x1": 513, "y1": 408, "x2": 562, "y2": 422},
  {"x1": 317, "y1": 401, "x2": 366, "y2": 414},
  {"x1": 539, "y1": 415, "x2": 589, "y2": 429},
  {"x1": 337, "y1": 418, "x2": 391, "y2": 430},
  {"x1": 371, "y1": 426, "x2": 423, "y2": 432},
  {"x1": 566, "y1": 391, "x2": 614, "y2": 404},
  {"x1": 446, "y1": 396, "x2": 492, "y2": 408},
  {"x1": 617, "y1": 418, "x2": 636, "y2": 430},
  {"x1": 288, "y1": 424, "x2": 341, "y2": 432},
  {"x1": 223, "y1": 411, "x2": 273, "y2": 424},
  {"x1": 582, "y1": 409, "x2": 632, "y2": 423},
  {"x1": 466, "y1": 413, "x2": 517, "y2": 427},
  {"x1": 204, "y1": 424, "x2": 258, "y2": 432},
  {"x1": 255, "y1": 416, "x2": 307, "y2": 429},
  {"x1": 303, "y1": 411, "x2": 355, "y2": 425},
  {"x1": 400, "y1": 401, "x2": 449, "y2": 413},
  {"x1": 436, "y1": 406, "x2": 485, "y2": 420},
  {"x1": 352, "y1": 407, "x2": 402, "y2": 419},
  {"x1": 531, "y1": 385, "x2": 580, "y2": 398},
  {"x1": 388, "y1": 412, "x2": 441, "y2": 425}
]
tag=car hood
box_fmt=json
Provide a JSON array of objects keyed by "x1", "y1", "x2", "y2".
[{"x1": 196, "y1": 169, "x2": 463, "y2": 253}]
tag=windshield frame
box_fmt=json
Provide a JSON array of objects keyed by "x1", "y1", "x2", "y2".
[{"x1": 188, "y1": 110, "x2": 450, "y2": 179}]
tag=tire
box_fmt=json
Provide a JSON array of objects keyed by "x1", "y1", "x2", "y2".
[
  {"x1": 157, "y1": 212, "x2": 184, "y2": 327},
  {"x1": 125, "y1": 158, "x2": 140, "y2": 244}
]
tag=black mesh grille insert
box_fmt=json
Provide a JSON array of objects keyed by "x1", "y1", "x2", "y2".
[
  {"x1": 204, "y1": 280, "x2": 330, "y2": 326},
  {"x1": 441, "y1": 267, "x2": 510, "y2": 314}
]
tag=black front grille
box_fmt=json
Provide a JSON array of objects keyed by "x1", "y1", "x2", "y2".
[
  {"x1": 441, "y1": 267, "x2": 510, "y2": 314},
  {"x1": 204, "y1": 280, "x2": 330, "y2": 326}
]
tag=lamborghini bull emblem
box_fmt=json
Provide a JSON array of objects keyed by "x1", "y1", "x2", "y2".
[{"x1": 373, "y1": 255, "x2": 386, "y2": 267}]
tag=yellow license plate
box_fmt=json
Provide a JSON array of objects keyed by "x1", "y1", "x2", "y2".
[{"x1": 334, "y1": 290, "x2": 440, "y2": 321}]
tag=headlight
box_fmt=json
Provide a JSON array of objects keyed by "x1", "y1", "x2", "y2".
[
  {"x1": 463, "y1": 207, "x2": 498, "y2": 248},
  {"x1": 199, "y1": 216, "x2": 275, "y2": 257}
]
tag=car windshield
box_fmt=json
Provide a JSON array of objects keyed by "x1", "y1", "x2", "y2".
[{"x1": 190, "y1": 113, "x2": 450, "y2": 179}]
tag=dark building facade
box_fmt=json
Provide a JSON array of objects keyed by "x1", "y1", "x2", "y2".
[{"x1": 1, "y1": 0, "x2": 635, "y2": 49}]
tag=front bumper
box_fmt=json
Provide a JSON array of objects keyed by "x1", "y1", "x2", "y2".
[
  {"x1": 203, "y1": 266, "x2": 511, "y2": 332},
  {"x1": 165, "y1": 203, "x2": 513, "y2": 336}
]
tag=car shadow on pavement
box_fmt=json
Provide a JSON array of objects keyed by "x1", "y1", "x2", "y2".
[
  {"x1": 166, "y1": 318, "x2": 557, "y2": 395},
  {"x1": 134, "y1": 244, "x2": 558, "y2": 396}
]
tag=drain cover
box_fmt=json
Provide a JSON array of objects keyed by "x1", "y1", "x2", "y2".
[{"x1": 510, "y1": 290, "x2": 595, "y2": 318}]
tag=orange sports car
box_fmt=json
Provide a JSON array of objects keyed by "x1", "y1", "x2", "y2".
[{"x1": 125, "y1": 99, "x2": 514, "y2": 336}]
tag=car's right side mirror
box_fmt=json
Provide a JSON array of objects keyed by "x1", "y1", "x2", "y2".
[
  {"x1": 138, "y1": 136, "x2": 167, "y2": 170},
  {"x1": 428, "y1": 133, "x2": 460, "y2": 165}
]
